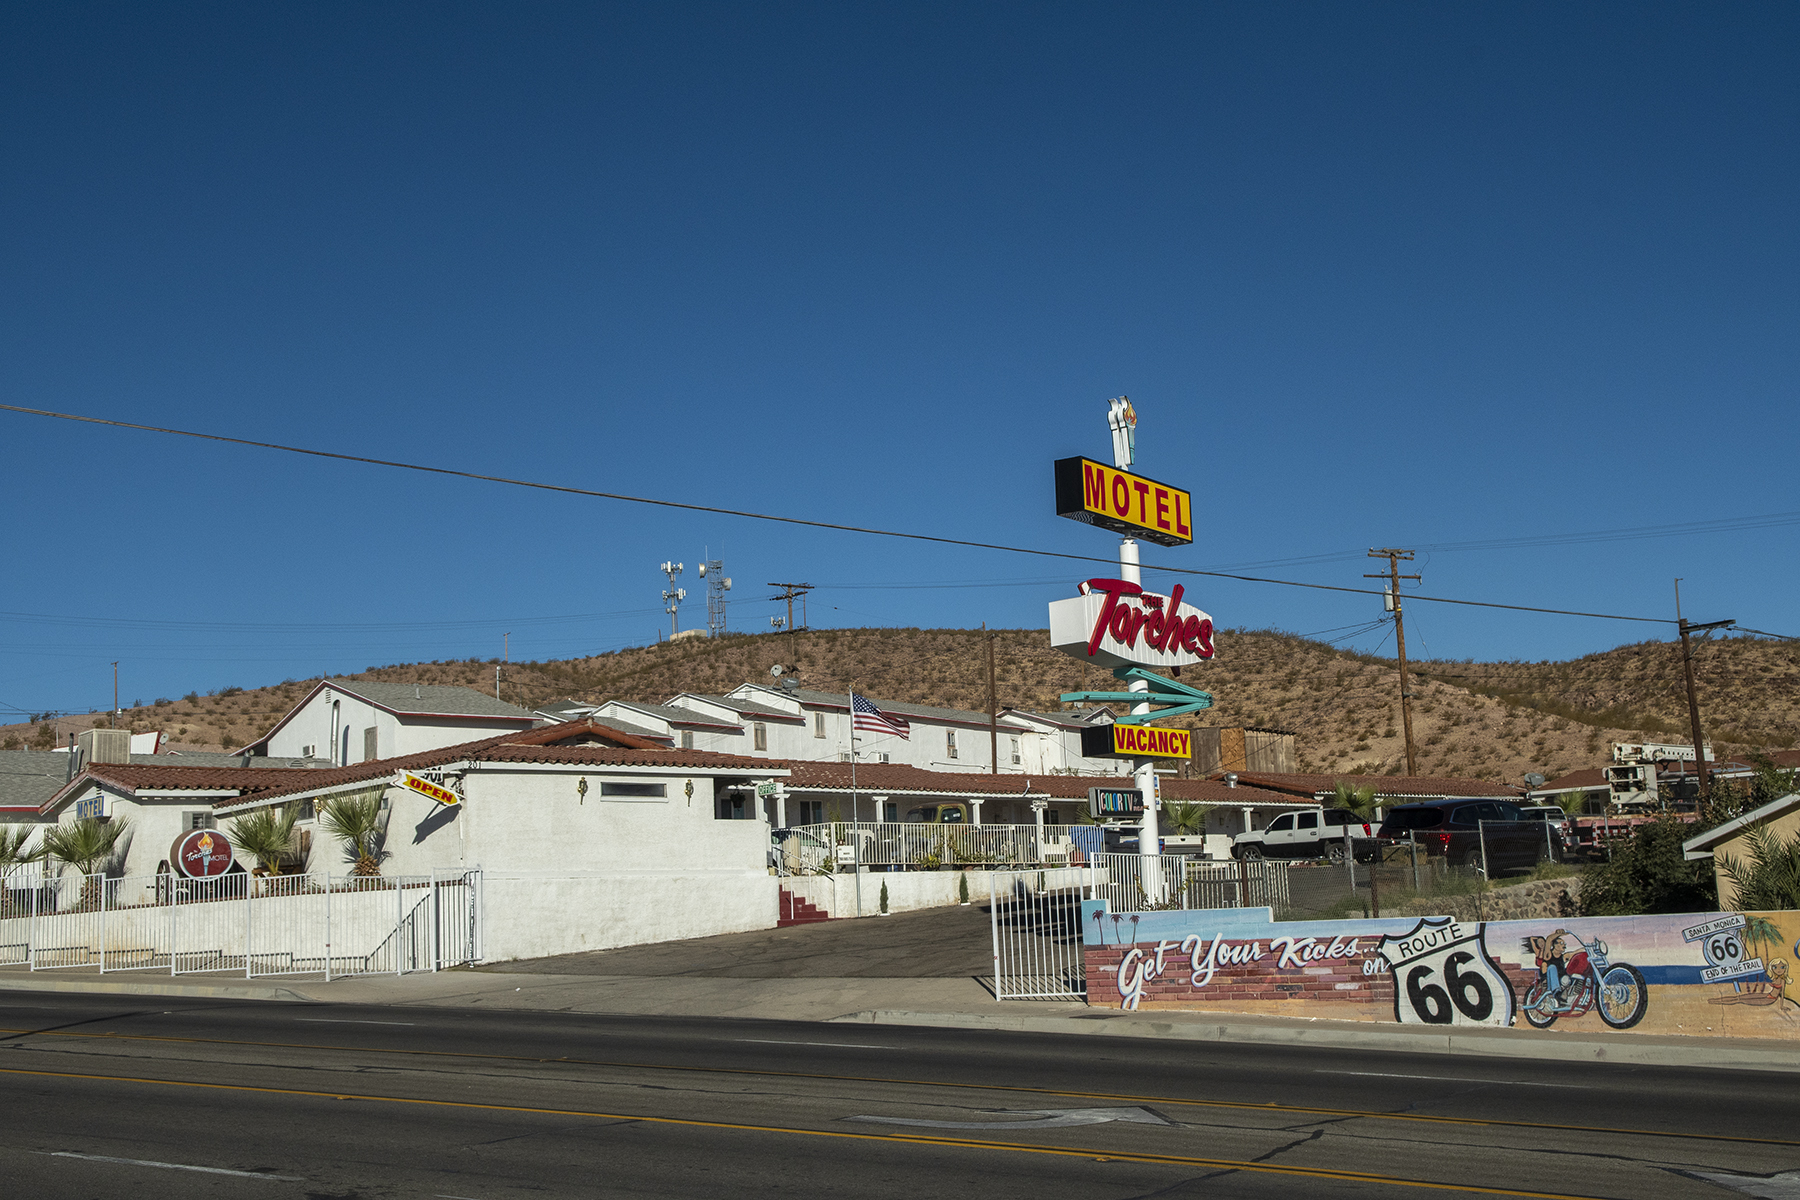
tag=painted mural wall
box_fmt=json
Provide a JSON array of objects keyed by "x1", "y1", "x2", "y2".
[{"x1": 1081, "y1": 901, "x2": 1800, "y2": 1038}]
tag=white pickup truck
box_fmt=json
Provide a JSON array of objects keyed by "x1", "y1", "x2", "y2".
[{"x1": 1232, "y1": 808, "x2": 1373, "y2": 862}]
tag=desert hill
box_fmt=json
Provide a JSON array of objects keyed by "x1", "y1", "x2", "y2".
[{"x1": 5, "y1": 627, "x2": 1794, "y2": 787}]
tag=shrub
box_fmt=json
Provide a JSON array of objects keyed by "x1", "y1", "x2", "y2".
[{"x1": 1580, "y1": 816, "x2": 1716, "y2": 916}]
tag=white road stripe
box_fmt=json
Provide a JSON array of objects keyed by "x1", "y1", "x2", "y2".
[
  {"x1": 1316, "y1": 1070, "x2": 1586, "y2": 1089},
  {"x1": 736, "y1": 1038, "x2": 891, "y2": 1050},
  {"x1": 296, "y1": 1018, "x2": 416, "y2": 1026},
  {"x1": 43, "y1": 1151, "x2": 301, "y2": 1180}
]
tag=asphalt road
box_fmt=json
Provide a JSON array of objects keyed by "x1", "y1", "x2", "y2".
[{"x1": 0, "y1": 990, "x2": 1792, "y2": 1199}]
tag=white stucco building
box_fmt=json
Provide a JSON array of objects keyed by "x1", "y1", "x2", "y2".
[{"x1": 247, "y1": 679, "x2": 539, "y2": 766}]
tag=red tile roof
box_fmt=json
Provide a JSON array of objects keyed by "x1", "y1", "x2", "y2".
[{"x1": 783, "y1": 763, "x2": 1303, "y2": 806}]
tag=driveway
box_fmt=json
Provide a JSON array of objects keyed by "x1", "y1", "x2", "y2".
[{"x1": 482, "y1": 902, "x2": 994, "y2": 979}]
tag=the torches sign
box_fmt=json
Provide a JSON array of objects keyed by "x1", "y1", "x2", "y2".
[
  {"x1": 170, "y1": 828, "x2": 235, "y2": 878},
  {"x1": 1048, "y1": 578, "x2": 1215, "y2": 672}
]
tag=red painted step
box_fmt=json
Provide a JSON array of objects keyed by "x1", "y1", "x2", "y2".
[{"x1": 777, "y1": 887, "x2": 831, "y2": 927}]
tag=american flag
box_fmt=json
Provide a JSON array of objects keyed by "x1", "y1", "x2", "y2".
[{"x1": 851, "y1": 692, "x2": 911, "y2": 740}]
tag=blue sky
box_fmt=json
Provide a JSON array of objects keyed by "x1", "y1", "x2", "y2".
[{"x1": 3, "y1": 3, "x2": 1796, "y2": 716}]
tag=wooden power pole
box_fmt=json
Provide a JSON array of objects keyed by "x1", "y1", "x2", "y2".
[
  {"x1": 985, "y1": 624, "x2": 999, "y2": 775},
  {"x1": 1674, "y1": 579, "x2": 1733, "y2": 801},
  {"x1": 1366, "y1": 550, "x2": 1422, "y2": 777}
]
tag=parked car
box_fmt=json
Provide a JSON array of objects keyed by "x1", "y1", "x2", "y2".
[
  {"x1": 1232, "y1": 807, "x2": 1373, "y2": 862},
  {"x1": 1517, "y1": 805, "x2": 1572, "y2": 839},
  {"x1": 1376, "y1": 798, "x2": 1560, "y2": 874}
]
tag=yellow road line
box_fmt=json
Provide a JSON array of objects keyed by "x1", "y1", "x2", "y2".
[
  {"x1": 1, "y1": 1023, "x2": 1791, "y2": 1150},
  {"x1": 0, "y1": 1063, "x2": 1620, "y2": 1199}
]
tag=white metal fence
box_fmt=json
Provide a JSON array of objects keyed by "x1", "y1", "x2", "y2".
[
  {"x1": 990, "y1": 856, "x2": 1294, "y2": 1001},
  {"x1": 780, "y1": 822, "x2": 1102, "y2": 873},
  {"x1": 0, "y1": 868, "x2": 480, "y2": 979}
]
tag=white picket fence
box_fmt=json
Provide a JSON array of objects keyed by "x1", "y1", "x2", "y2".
[
  {"x1": 990, "y1": 856, "x2": 1294, "y2": 1001},
  {"x1": 0, "y1": 869, "x2": 480, "y2": 979}
]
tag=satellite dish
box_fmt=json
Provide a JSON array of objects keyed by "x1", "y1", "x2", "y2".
[
  {"x1": 698, "y1": 564, "x2": 707, "y2": 577},
  {"x1": 1523, "y1": 772, "x2": 1547, "y2": 787},
  {"x1": 770, "y1": 665, "x2": 786, "y2": 678}
]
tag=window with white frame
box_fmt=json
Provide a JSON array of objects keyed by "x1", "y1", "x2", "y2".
[
  {"x1": 754, "y1": 723, "x2": 768, "y2": 751},
  {"x1": 813, "y1": 712, "x2": 825, "y2": 739},
  {"x1": 681, "y1": 730, "x2": 694, "y2": 750},
  {"x1": 185, "y1": 811, "x2": 216, "y2": 831},
  {"x1": 946, "y1": 729, "x2": 958, "y2": 759},
  {"x1": 1010, "y1": 736, "x2": 1021, "y2": 765}
]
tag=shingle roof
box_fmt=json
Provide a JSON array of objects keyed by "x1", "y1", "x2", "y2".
[
  {"x1": 790, "y1": 689, "x2": 1026, "y2": 728},
  {"x1": 1218, "y1": 771, "x2": 1524, "y2": 800},
  {"x1": 678, "y1": 695, "x2": 803, "y2": 721},
  {"x1": 1533, "y1": 768, "x2": 1607, "y2": 793},
  {"x1": 0, "y1": 751, "x2": 76, "y2": 809},
  {"x1": 321, "y1": 679, "x2": 537, "y2": 720},
  {"x1": 604, "y1": 701, "x2": 744, "y2": 730}
]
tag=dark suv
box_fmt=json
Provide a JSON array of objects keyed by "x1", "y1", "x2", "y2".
[{"x1": 1376, "y1": 798, "x2": 1560, "y2": 875}]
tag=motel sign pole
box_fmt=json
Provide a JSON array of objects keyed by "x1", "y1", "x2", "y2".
[{"x1": 1105, "y1": 398, "x2": 1161, "y2": 885}]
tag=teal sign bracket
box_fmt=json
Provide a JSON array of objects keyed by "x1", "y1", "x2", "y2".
[{"x1": 1059, "y1": 666, "x2": 1213, "y2": 726}]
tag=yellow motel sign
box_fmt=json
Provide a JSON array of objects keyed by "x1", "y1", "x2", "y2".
[{"x1": 1053, "y1": 457, "x2": 1193, "y2": 547}]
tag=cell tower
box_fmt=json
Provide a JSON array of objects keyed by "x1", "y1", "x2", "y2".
[
  {"x1": 699, "y1": 558, "x2": 731, "y2": 637},
  {"x1": 660, "y1": 561, "x2": 686, "y2": 637}
]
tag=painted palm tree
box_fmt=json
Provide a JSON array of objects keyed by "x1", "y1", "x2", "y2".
[
  {"x1": 40, "y1": 817, "x2": 131, "y2": 909},
  {"x1": 229, "y1": 805, "x2": 302, "y2": 878},
  {"x1": 319, "y1": 791, "x2": 389, "y2": 878}
]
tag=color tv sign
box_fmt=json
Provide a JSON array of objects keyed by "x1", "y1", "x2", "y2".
[{"x1": 1049, "y1": 578, "x2": 1215, "y2": 671}]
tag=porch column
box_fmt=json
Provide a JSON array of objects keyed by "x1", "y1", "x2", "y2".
[
  {"x1": 773, "y1": 784, "x2": 788, "y2": 828},
  {"x1": 1031, "y1": 798, "x2": 1046, "y2": 832},
  {"x1": 971, "y1": 799, "x2": 983, "y2": 826},
  {"x1": 870, "y1": 794, "x2": 888, "y2": 824},
  {"x1": 1242, "y1": 806, "x2": 1253, "y2": 833}
]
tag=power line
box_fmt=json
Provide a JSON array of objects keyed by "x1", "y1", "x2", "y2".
[{"x1": 1, "y1": 402, "x2": 1684, "y2": 627}]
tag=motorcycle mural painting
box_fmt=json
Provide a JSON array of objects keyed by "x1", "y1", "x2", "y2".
[{"x1": 1082, "y1": 901, "x2": 1800, "y2": 1038}]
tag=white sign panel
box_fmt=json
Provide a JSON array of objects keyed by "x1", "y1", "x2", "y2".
[
  {"x1": 1049, "y1": 579, "x2": 1215, "y2": 671},
  {"x1": 1379, "y1": 918, "x2": 1514, "y2": 1027}
]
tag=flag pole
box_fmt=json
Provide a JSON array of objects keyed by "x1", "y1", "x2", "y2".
[{"x1": 849, "y1": 684, "x2": 862, "y2": 917}]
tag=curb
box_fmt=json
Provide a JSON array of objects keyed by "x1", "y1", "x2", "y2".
[
  {"x1": 0, "y1": 976, "x2": 313, "y2": 1004},
  {"x1": 831, "y1": 1008, "x2": 1800, "y2": 1074}
]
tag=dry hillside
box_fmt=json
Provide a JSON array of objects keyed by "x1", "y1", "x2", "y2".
[{"x1": 5, "y1": 628, "x2": 1794, "y2": 787}]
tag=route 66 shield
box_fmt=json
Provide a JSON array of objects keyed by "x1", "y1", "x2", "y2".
[{"x1": 1379, "y1": 918, "x2": 1514, "y2": 1027}]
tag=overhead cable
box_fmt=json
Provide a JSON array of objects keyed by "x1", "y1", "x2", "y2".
[{"x1": 1, "y1": 403, "x2": 1679, "y2": 627}]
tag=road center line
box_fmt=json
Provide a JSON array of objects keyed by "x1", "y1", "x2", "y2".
[
  {"x1": 295, "y1": 1019, "x2": 417, "y2": 1026},
  {"x1": 43, "y1": 1151, "x2": 301, "y2": 1180},
  {"x1": 736, "y1": 1039, "x2": 890, "y2": 1050},
  {"x1": 1316, "y1": 1071, "x2": 1587, "y2": 1090},
  {"x1": 7, "y1": 1065, "x2": 1611, "y2": 1199}
]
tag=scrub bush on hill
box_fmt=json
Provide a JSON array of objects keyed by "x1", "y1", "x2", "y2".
[{"x1": 1579, "y1": 816, "x2": 1716, "y2": 916}]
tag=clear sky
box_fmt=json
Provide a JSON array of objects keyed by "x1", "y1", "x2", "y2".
[{"x1": 3, "y1": 3, "x2": 1796, "y2": 716}]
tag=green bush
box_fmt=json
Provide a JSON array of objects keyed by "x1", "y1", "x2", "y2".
[{"x1": 1579, "y1": 816, "x2": 1716, "y2": 916}]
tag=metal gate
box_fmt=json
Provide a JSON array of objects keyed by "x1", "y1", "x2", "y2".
[{"x1": 991, "y1": 856, "x2": 1295, "y2": 1001}]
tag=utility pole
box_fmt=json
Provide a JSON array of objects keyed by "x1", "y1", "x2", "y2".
[
  {"x1": 985, "y1": 623, "x2": 999, "y2": 775},
  {"x1": 1365, "y1": 550, "x2": 1421, "y2": 776},
  {"x1": 111, "y1": 662, "x2": 119, "y2": 728},
  {"x1": 767, "y1": 583, "x2": 813, "y2": 634},
  {"x1": 1674, "y1": 579, "x2": 1733, "y2": 801}
]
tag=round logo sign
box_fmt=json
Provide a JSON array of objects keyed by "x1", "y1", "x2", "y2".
[{"x1": 170, "y1": 828, "x2": 235, "y2": 878}]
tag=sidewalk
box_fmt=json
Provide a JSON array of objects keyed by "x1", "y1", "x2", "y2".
[{"x1": 4, "y1": 898, "x2": 1798, "y2": 1073}]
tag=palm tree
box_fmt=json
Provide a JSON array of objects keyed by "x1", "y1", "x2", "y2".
[
  {"x1": 1720, "y1": 826, "x2": 1800, "y2": 912},
  {"x1": 0, "y1": 827, "x2": 44, "y2": 915},
  {"x1": 1332, "y1": 781, "x2": 1380, "y2": 822},
  {"x1": 229, "y1": 805, "x2": 301, "y2": 877},
  {"x1": 41, "y1": 817, "x2": 131, "y2": 909},
  {"x1": 319, "y1": 791, "x2": 388, "y2": 877},
  {"x1": 1164, "y1": 801, "x2": 1215, "y2": 836}
]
